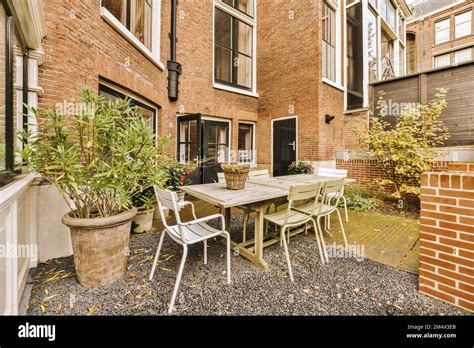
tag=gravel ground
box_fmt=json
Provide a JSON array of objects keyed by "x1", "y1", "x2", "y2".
[{"x1": 27, "y1": 215, "x2": 470, "y2": 316}]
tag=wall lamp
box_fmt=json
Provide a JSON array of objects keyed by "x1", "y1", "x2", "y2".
[{"x1": 325, "y1": 114, "x2": 335, "y2": 124}]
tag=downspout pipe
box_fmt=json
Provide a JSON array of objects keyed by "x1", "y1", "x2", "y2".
[{"x1": 168, "y1": 0, "x2": 181, "y2": 101}]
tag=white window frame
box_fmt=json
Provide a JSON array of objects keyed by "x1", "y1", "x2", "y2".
[
  {"x1": 237, "y1": 121, "x2": 257, "y2": 166},
  {"x1": 454, "y1": 48, "x2": 472, "y2": 64},
  {"x1": 100, "y1": 0, "x2": 164, "y2": 70},
  {"x1": 213, "y1": 0, "x2": 258, "y2": 98},
  {"x1": 322, "y1": 0, "x2": 343, "y2": 89},
  {"x1": 435, "y1": 53, "x2": 451, "y2": 68},
  {"x1": 435, "y1": 18, "x2": 450, "y2": 45},
  {"x1": 455, "y1": 10, "x2": 472, "y2": 39}
]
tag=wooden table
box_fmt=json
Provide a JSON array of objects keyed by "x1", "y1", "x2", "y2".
[{"x1": 181, "y1": 175, "x2": 355, "y2": 270}]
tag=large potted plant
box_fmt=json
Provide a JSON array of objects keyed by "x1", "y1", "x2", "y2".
[{"x1": 21, "y1": 89, "x2": 168, "y2": 288}]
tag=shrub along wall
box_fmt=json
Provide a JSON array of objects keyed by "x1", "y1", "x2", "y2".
[
  {"x1": 419, "y1": 163, "x2": 474, "y2": 312},
  {"x1": 336, "y1": 159, "x2": 451, "y2": 196}
]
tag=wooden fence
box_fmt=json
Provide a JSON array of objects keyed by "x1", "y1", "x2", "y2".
[{"x1": 370, "y1": 61, "x2": 474, "y2": 147}]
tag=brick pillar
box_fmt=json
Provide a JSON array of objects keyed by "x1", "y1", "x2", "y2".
[{"x1": 419, "y1": 164, "x2": 474, "y2": 312}]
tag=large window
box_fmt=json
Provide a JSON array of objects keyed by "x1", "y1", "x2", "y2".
[
  {"x1": 455, "y1": 11, "x2": 472, "y2": 39},
  {"x1": 1, "y1": 3, "x2": 29, "y2": 183},
  {"x1": 238, "y1": 123, "x2": 255, "y2": 164},
  {"x1": 322, "y1": 1, "x2": 337, "y2": 82},
  {"x1": 99, "y1": 83, "x2": 158, "y2": 135},
  {"x1": 380, "y1": 0, "x2": 396, "y2": 30},
  {"x1": 346, "y1": 2, "x2": 364, "y2": 110},
  {"x1": 454, "y1": 48, "x2": 472, "y2": 64},
  {"x1": 435, "y1": 18, "x2": 450, "y2": 45},
  {"x1": 368, "y1": 10, "x2": 378, "y2": 83},
  {"x1": 102, "y1": 0, "x2": 153, "y2": 49},
  {"x1": 435, "y1": 54, "x2": 450, "y2": 68},
  {"x1": 214, "y1": 0, "x2": 255, "y2": 91}
]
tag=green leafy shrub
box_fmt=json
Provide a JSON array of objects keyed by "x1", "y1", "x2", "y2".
[
  {"x1": 340, "y1": 186, "x2": 377, "y2": 212},
  {"x1": 288, "y1": 161, "x2": 314, "y2": 175},
  {"x1": 20, "y1": 88, "x2": 169, "y2": 219},
  {"x1": 165, "y1": 161, "x2": 197, "y2": 191},
  {"x1": 355, "y1": 88, "x2": 449, "y2": 201}
]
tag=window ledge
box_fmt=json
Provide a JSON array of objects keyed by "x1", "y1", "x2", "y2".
[
  {"x1": 213, "y1": 83, "x2": 259, "y2": 98},
  {"x1": 100, "y1": 7, "x2": 165, "y2": 71},
  {"x1": 344, "y1": 107, "x2": 370, "y2": 115},
  {"x1": 322, "y1": 78, "x2": 344, "y2": 92},
  {"x1": 0, "y1": 174, "x2": 37, "y2": 206}
]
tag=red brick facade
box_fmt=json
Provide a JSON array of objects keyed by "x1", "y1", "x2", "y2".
[{"x1": 419, "y1": 164, "x2": 474, "y2": 312}]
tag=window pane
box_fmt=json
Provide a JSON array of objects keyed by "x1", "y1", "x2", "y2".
[
  {"x1": 368, "y1": 10, "x2": 378, "y2": 82},
  {"x1": 322, "y1": 2, "x2": 336, "y2": 82},
  {"x1": 238, "y1": 123, "x2": 254, "y2": 163},
  {"x1": 381, "y1": 30, "x2": 394, "y2": 75},
  {"x1": 215, "y1": 46, "x2": 232, "y2": 83},
  {"x1": 435, "y1": 54, "x2": 450, "y2": 68},
  {"x1": 454, "y1": 48, "x2": 471, "y2": 64},
  {"x1": 223, "y1": 0, "x2": 254, "y2": 17},
  {"x1": 102, "y1": 0, "x2": 126, "y2": 23},
  {"x1": 399, "y1": 47, "x2": 404, "y2": 76},
  {"x1": 435, "y1": 19, "x2": 450, "y2": 44},
  {"x1": 236, "y1": 53, "x2": 252, "y2": 88},
  {"x1": 0, "y1": 5, "x2": 6, "y2": 171},
  {"x1": 346, "y1": 2, "x2": 364, "y2": 109},
  {"x1": 131, "y1": 0, "x2": 152, "y2": 49},
  {"x1": 236, "y1": 20, "x2": 252, "y2": 56},
  {"x1": 387, "y1": 1, "x2": 396, "y2": 29},
  {"x1": 215, "y1": 9, "x2": 232, "y2": 48},
  {"x1": 455, "y1": 11, "x2": 472, "y2": 38}
]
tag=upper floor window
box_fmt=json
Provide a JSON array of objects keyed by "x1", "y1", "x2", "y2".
[
  {"x1": 379, "y1": 0, "x2": 395, "y2": 30},
  {"x1": 455, "y1": 11, "x2": 472, "y2": 39},
  {"x1": 214, "y1": 0, "x2": 255, "y2": 91},
  {"x1": 322, "y1": 1, "x2": 338, "y2": 83},
  {"x1": 454, "y1": 48, "x2": 472, "y2": 64},
  {"x1": 102, "y1": 0, "x2": 153, "y2": 49},
  {"x1": 435, "y1": 18, "x2": 450, "y2": 44},
  {"x1": 435, "y1": 54, "x2": 450, "y2": 68}
]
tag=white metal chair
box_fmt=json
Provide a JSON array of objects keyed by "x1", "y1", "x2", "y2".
[
  {"x1": 149, "y1": 187, "x2": 231, "y2": 314},
  {"x1": 317, "y1": 167, "x2": 349, "y2": 223},
  {"x1": 295, "y1": 178, "x2": 349, "y2": 263},
  {"x1": 263, "y1": 183, "x2": 326, "y2": 282}
]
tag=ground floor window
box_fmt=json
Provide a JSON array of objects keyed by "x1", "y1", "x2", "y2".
[
  {"x1": 1, "y1": 2, "x2": 29, "y2": 185},
  {"x1": 238, "y1": 122, "x2": 255, "y2": 164},
  {"x1": 99, "y1": 82, "x2": 158, "y2": 134}
]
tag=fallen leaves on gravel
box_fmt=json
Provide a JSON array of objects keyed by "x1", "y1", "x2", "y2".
[{"x1": 87, "y1": 304, "x2": 99, "y2": 316}]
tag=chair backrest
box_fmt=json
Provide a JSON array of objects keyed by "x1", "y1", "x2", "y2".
[
  {"x1": 249, "y1": 170, "x2": 270, "y2": 179},
  {"x1": 319, "y1": 178, "x2": 345, "y2": 212},
  {"x1": 153, "y1": 187, "x2": 183, "y2": 229},
  {"x1": 217, "y1": 172, "x2": 226, "y2": 184},
  {"x1": 317, "y1": 167, "x2": 348, "y2": 178},
  {"x1": 285, "y1": 182, "x2": 323, "y2": 224}
]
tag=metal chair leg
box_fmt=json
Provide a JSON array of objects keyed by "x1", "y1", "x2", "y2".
[
  {"x1": 336, "y1": 209, "x2": 349, "y2": 248},
  {"x1": 149, "y1": 231, "x2": 166, "y2": 281},
  {"x1": 168, "y1": 245, "x2": 188, "y2": 315},
  {"x1": 203, "y1": 240, "x2": 208, "y2": 265},
  {"x1": 342, "y1": 196, "x2": 349, "y2": 223},
  {"x1": 281, "y1": 227, "x2": 294, "y2": 282},
  {"x1": 223, "y1": 232, "x2": 231, "y2": 284},
  {"x1": 312, "y1": 218, "x2": 325, "y2": 264}
]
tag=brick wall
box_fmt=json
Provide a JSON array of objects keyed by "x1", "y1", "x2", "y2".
[
  {"x1": 336, "y1": 159, "x2": 452, "y2": 195},
  {"x1": 419, "y1": 163, "x2": 474, "y2": 312}
]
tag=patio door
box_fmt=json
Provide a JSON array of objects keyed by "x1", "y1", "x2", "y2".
[
  {"x1": 177, "y1": 115, "x2": 230, "y2": 184},
  {"x1": 273, "y1": 117, "x2": 297, "y2": 177}
]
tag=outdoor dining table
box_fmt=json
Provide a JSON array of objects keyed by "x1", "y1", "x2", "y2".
[{"x1": 180, "y1": 175, "x2": 356, "y2": 270}]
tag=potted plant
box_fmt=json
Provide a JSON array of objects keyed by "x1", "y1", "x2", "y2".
[
  {"x1": 131, "y1": 187, "x2": 156, "y2": 234},
  {"x1": 288, "y1": 161, "x2": 314, "y2": 175},
  {"x1": 20, "y1": 89, "x2": 168, "y2": 288},
  {"x1": 221, "y1": 164, "x2": 250, "y2": 190},
  {"x1": 165, "y1": 161, "x2": 197, "y2": 201}
]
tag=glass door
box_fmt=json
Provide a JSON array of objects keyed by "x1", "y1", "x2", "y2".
[
  {"x1": 177, "y1": 114, "x2": 202, "y2": 185},
  {"x1": 202, "y1": 120, "x2": 230, "y2": 184}
]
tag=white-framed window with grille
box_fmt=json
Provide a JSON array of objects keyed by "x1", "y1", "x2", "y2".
[
  {"x1": 435, "y1": 18, "x2": 450, "y2": 45},
  {"x1": 322, "y1": 0, "x2": 341, "y2": 87},
  {"x1": 435, "y1": 54, "x2": 451, "y2": 68},
  {"x1": 454, "y1": 48, "x2": 472, "y2": 64},
  {"x1": 455, "y1": 10, "x2": 472, "y2": 39}
]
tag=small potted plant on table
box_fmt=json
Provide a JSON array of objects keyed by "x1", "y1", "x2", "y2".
[
  {"x1": 221, "y1": 164, "x2": 250, "y2": 190},
  {"x1": 21, "y1": 89, "x2": 168, "y2": 288},
  {"x1": 165, "y1": 161, "x2": 196, "y2": 201}
]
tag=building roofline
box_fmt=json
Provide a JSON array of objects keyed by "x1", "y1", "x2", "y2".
[{"x1": 406, "y1": 0, "x2": 467, "y2": 24}]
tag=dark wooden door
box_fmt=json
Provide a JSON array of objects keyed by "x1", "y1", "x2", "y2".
[
  {"x1": 202, "y1": 120, "x2": 230, "y2": 184},
  {"x1": 177, "y1": 114, "x2": 202, "y2": 185},
  {"x1": 273, "y1": 118, "x2": 297, "y2": 177}
]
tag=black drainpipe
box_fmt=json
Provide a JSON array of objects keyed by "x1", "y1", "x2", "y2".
[{"x1": 168, "y1": 0, "x2": 181, "y2": 101}]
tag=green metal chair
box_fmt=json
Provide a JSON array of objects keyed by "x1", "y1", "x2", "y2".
[{"x1": 263, "y1": 182, "x2": 326, "y2": 282}]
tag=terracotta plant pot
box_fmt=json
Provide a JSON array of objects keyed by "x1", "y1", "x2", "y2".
[
  {"x1": 132, "y1": 208, "x2": 154, "y2": 234},
  {"x1": 177, "y1": 190, "x2": 186, "y2": 202},
  {"x1": 62, "y1": 208, "x2": 137, "y2": 288}
]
